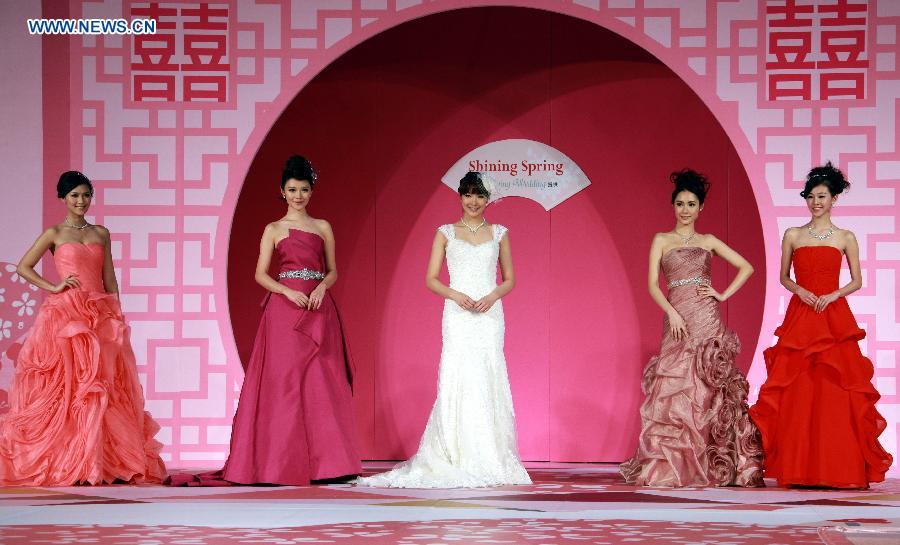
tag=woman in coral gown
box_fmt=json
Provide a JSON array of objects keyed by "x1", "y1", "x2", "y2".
[
  {"x1": 750, "y1": 163, "x2": 892, "y2": 488},
  {"x1": 170, "y1": 155, "x2": 360, "y2": 486},
  {"x1": 620, "y1": 169, "x2": 764, "y2": 488},
  {"x1": 0, "y1": 171, "x2": 165, "y2": 486}
]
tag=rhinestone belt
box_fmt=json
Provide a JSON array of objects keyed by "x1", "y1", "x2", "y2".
[
  {"x1": 667, "y1": 276, "x2": 710, "y2": 289},
  {"x1": 278, "y1": 268, "x2": 325, "y2": 280}
]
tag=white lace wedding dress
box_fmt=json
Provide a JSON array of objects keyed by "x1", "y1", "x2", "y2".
[{"x1": 357, "y1": 224, "x2": 531, "y2": 488}]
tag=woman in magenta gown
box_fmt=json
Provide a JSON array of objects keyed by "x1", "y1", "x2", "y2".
[
  {"x1": 0, "y1": 171, "x2": 165, "y2": 486},
  {"x1": 750, "y1": 163, "x2": 892, "y2": 488},
  {"x1": 620, "y1": 169, "x2": 764, "y2": 488},
  {"x1": 170, "y1": 155, "x2": 360, "y2": 486}
]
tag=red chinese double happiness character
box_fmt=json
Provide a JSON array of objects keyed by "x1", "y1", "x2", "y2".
[
  {"x1": 818, "y1": 0, "x2": 866, "y2": 26},
  {"x1": 766, "y1": 0, "x2": 814, "y2": 28}
]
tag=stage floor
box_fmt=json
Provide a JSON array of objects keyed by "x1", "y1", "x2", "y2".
[{"x1": 0, "y1": 463, "x2": 898, "y2": 544}]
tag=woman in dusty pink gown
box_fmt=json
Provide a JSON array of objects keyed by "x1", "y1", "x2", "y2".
[
  {"x1": 0, "y1": 171, "x2": 166, "y2": 486},
  {"x1": 169, "y1": 156, "x2": 360, "y2": 486},
  {"x1": 620, "y1": 169, "x2": 764, "y2": 488}
]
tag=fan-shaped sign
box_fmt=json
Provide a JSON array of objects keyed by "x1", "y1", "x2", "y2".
[{"x1": 441, "y1": 139, "x2": 592, "y2": 211}]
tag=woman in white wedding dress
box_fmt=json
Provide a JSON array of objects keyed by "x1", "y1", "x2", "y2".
[{"x1": 357, "y1": 171, "x2": 531, "y2": 488}]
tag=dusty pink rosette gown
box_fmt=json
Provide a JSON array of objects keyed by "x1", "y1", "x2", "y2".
[
  {"x1": 0, "y1": 243, "x2": 165, "y2": 486},
  {"x1": 620, "y1": 246, "x2": 764, "y2": 487}
]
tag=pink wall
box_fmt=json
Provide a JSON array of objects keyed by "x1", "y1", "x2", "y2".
[
  {"x1": 0, "y1": 0, "x2": 45, "y2": 406},
  {"x1": 0, "y1": 0, "x2": 44, "y2": 259},
  {"x1": 228, "y1": 8, "x2": 765, "y2": 462}
]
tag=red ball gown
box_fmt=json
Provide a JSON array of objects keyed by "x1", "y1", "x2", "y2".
[{"x1": 750, "y1": 246, "x2": 893, "y2": 488}]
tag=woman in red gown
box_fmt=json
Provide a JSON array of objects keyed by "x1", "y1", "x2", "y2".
[
  {"x1": 750, "y1": 163, "x2": 893, "y2": 488},
  {"x1": 0, "y1": 171, "x2": 165, "y2": 486}
]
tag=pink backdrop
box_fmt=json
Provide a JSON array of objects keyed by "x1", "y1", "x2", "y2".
[
  {"x1": 0, "y1": 0, "x2": 896, "y2": 470},
  {"x1": 228, "y1": 8, "x2": 765, "y2": 462}
]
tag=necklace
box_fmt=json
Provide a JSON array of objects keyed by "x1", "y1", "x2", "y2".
[
  {"x1": 807, "y1": 224, "x2": 834, "y2": 240},
  {"x1": 461, "y1": 217, "x2": 486, "y2": 233},
  {"x1": 677, "y1": 231, "x2": 696, "y2": 245},
  {"x1": 65, "y1": 217, "x2": 90, "y2": 230}
]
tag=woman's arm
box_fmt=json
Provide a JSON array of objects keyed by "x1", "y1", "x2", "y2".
[
  {"x1": 779, "y1": 228, "x2": 818, "y2": 308},
  {"x1": 426, "y1": 230, "x2": 474, "y2": 310},
  {"x1": 308, "y1": 220, "x2": 337, "y2": 310},
  {"x1": 648, "y1": 235, "x2": 688, "y2": 341},
  {"x1": 647, "y1": 235, "x2": 676, "y2": 314},
  {"x1": 837, "y1": 231, "x2": 863, "y2": 296},
  {"x1": 16, "y1": 228, "x2": 78, "y2": 293},
  {"x1": 255, "y1": 224, "x2": 308, "y2": 308},
  {"x1": 699, "y1": 235, "x2": 753, "y2": 301},
  {"x1": 98, "y1": 226, "x2": 120, "y2": 296},
  {"x1": 473, "y1": 230, "x2": 514, "y2": 312}
]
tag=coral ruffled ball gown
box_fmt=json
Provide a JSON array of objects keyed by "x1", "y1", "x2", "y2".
[{"x1": 0, "y1": 243, "x2": 165, "y2": 486}]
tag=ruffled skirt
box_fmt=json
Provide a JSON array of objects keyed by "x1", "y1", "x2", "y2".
[
  {"x1": 749, "y1": 296, "x2": 892, "y2": 488},
  {"x1": 621, "y1": 285, "x2": 764, "y2": 488},
  {"x1": 0, "y1": 289, "x2": 165, "y2": 486}
]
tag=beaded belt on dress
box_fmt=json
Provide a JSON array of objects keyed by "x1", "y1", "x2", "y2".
[
  {"x1": 278, "y1": 268, "x2": 325, "y2": 280},
  {"x1": 667, "y1": 276, "x2": 710, "y2": 289}
]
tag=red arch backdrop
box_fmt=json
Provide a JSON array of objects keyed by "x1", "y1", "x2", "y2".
[{"x1": 228, "y1": 8, "x2": 765, "y2": 461}]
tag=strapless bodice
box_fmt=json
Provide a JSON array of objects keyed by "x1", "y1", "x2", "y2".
[
  {"x1": 53, "y1": 243, "x2": 105, "y2": 293},
  {"x1": 662, "y1": 247, "x2": 712, "y2": 289},
  {"x1": 792, "y1": 246, "x2": 841, "y2": 296},
  {"x1": 275, "y1": 229, "x2": 325, "y2": 271},
  {"x1": 273, "y1": 229, "x2": 326, "y2": 295}
]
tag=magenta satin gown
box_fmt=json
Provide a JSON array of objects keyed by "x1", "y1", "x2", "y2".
[
  {"x1": 221, "y1": 229, "x2": 360, "y2": 485},
  {"x1": 0, "y1": 243, "x2": 166, "y2": 486},
  {"x1": 620, "y1": 247, "x2": 764, "y2": 487}
]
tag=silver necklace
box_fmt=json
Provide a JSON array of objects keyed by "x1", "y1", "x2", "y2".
[
  {"x1": 807, "y1": 224, "x2": 834, "y2": 240},
  {"x1": 461, "y1": 217, "x2": 486, "y2": 233},
  {"x1": 65, "y1": 217, "x2": 90, "y2": 230},
  {"x1": 677, "y1": 231, "x2": 696, "y2": 245}
]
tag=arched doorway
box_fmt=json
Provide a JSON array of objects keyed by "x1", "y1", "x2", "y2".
[{"x1": 227, "y1": 7, "x2": 765, "y2": 462}]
